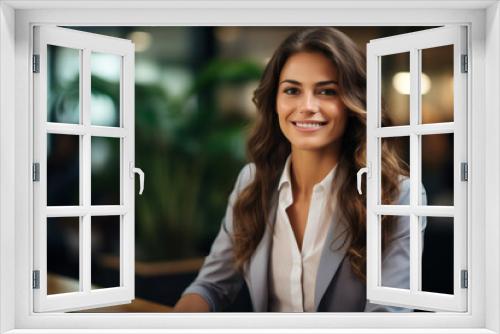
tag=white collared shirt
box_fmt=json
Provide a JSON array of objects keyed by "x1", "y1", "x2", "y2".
[{"x1": 269, "y1": 155, "x2": 337, "y2": 312}]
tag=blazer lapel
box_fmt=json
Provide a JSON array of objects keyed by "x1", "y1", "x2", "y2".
[
  {"x1": 246, "y1": 191, "x2": 278, "y2": 312},
  {"x1": 314, "y1": 211, "x2": 350, "y2": 310}
]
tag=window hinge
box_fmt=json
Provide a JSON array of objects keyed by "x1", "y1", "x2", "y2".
[
  {"x1": 461, "y1": 54, "x2": 468, "y2": 73},
  {"x1": 32, "y1": 163, "x2": 40, "y2": 182},
  {"x1": 461, "y1": 162, "x2": 468, "y2": 181},
  {"x1": 33, "y1": 55, "x2": 40, "y2": 73},
  {"x1": 461, "y1": 269, "x2": 468, "y2": 289},
  {"x1": 33, "y1": 270, "x2": 40, "y2": 289}
]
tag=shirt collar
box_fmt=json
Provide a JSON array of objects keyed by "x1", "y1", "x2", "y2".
[{"x1": 277, "y1": 154, "x2": 337, "y2": 193}]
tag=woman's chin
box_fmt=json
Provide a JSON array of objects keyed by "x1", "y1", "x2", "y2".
[{"x1": 290, "y1": 141, "x2": 330, "y2": 152}]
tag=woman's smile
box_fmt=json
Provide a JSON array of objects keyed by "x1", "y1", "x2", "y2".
[{"x1": 291, "y1": 120, "x2": 328, "y2": 132}]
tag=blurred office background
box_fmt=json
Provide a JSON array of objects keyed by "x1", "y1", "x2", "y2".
[{"x1": 45, "y1": 26, "x2": 454, "y2": 312}]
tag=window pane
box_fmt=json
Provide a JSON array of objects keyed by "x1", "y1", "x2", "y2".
[
  {"x1": 91, "y1": 216, "x2": 121, "y2": 289},
  {"x1": 380, "y1": 215, "x2": 410, "y2": 290},
  {"x1": 47, "y1": 217, "x2": 80, "y2": 295},
  {"x1": 421, "y1": 134, "x2": 454, "y2": 206},
  {"x1": 91, "y1": 52, "x2": 121, "y2": 127},
  {"x1": 91, "y1": 137, "x2": 121, "y2": 205},
  {"x1": 421, "y1": 45, "x2": 454, "y2": 124},
  {"x1": 47, "y1": 45, "x2": 80, "y2": 124},
  {"x1": 47, "y1": 134, "x2": 80, "y2": 206},
  {"x1": 380, "y1": 136, "x2": 410, "y2": 205},
  {"x1": 421, "y1": 216, "x2": 454, "y2": 294},
  {"x1": 381, "y1": 52, "x2": 410, "y2": 127}
]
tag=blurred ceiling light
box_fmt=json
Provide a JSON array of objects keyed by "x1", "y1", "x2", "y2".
[
  {"x1": 215, "y1": 27, "x2": 240, "y2": 44},
  {"x1": 128, "y1": 31, "x2": 152, "y2": 52},
  {"x1": 392, "y1": 72, "x2": 431, "y2": 95}
]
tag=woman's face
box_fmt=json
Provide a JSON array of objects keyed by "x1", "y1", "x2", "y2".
[{"x1": 276, "y1": 51, "x2": 348, "y2": 152}]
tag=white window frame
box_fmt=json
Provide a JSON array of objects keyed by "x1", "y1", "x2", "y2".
[{"x1": 0, "y1": 1, "x2": 498, "y2": 333}]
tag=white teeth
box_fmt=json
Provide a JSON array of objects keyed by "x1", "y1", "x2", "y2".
[{"x1": 295, "y1": 122, "x2": 325, "y2": 128}]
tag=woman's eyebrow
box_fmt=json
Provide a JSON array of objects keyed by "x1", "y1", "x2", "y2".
[
  {"x1": 278, "y1": 79, "x2": 338, "y2": 86},
  {"x1": 279, "y1": 79, "x2": 301, "y2": 85},
  {"x1": 316, "y1": 80, "x2": 339, "y2": 86}
]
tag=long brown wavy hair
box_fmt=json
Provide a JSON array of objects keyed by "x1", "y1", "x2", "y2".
[{"x1": 232, "y1": 27, "x2": 409, "y2": 283}]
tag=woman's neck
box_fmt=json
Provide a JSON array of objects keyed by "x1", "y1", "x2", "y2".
[{"x1": 289, "y1": 146, "x2": 340, "y2": 200}]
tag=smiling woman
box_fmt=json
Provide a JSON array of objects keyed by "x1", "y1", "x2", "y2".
[{"x1": 174, "y1": 27, "x2": 420, "y2": 312}]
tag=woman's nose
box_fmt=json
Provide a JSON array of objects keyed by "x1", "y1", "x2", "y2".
[{"x1": 300, "y1": 92, "x2": 319, "y2": 113}]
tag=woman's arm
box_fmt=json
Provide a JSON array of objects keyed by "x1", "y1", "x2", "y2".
[{"x1": 173, "y1": 293, "x2": 210, "y2": 312}]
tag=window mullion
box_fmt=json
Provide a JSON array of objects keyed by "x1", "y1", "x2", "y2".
[
  {"x1": 409, "y1": 47, "x2": 421, "y2": 293},
  {"x1": 81, "y1": 48, "x2": 91, "y2": 293}
]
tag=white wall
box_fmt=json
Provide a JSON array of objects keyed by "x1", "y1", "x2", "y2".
[
  {"x1": 485, "y1": 1, "x2": 500, "y2": 333},
  {"x1": 0, "y1": 2, "x2": 16, "y2": 333}
]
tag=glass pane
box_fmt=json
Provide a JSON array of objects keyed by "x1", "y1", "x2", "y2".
[
  {"x1": 380, "y1": 215, "x2": 410, "y2": 290},
  {"x1": 381, "y1": 52, "x2": 410, "y2": 127},
  {"x1": 47, "y1": 134, "x2": 80, "y2": 206},
  {"x1": 47, "y1": 217, "x2": 80, "y2": 295},
  {"x1": 91, "y1": 52, "x2": 121, "y2": 127},
  {"x1": 421, "y1": 45, "x2": 454, "y2": 124},
  {"x1": 91, "y1": 137, "x2": 121, "y2": 205},
  {"x1": 91, "y1": 216, "x2": 121, "y2": 289},
  {"x1": 47, "y1": 45, "x2": 80, "y2": 124},
  {"x1": 421, "y1": 216, "x2": 454, "y2": 294},
  {"x1": 380, "y1": 136, "x2": 410, "y2": 205},
  {"x1": 421, "y1": 134, "x2": 454, "y2": 206}
]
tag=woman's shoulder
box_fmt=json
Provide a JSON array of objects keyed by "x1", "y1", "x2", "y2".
[
  {"x1": 396, "y1": 175, "x2": 427, "y2": 206},
  {"x1": 222, "y1": 163, "x2": 256, "y2": 234},
  {"x1": 224, "y1": 163, "x2": 256, "y2": 208},
  {"x1": 233, "y1": 162, "x2": 257, "y2": 194},
  {"x1": 398, "y1": 175, "x2": 410, "y2": 192}
]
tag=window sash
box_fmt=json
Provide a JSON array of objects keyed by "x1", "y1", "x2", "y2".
[
  {"x1": 32, "y1": 25, "x2": 135, "y2": 312},
  {"x1": 366, "y1": 25, "x2": 468, "y2": 312}
]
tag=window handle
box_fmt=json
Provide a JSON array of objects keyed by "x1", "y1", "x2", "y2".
[
  {"x1": 356, "y1": 163, "x2": 371, "y2": 195},
  {"x1": 130, "y1": 162, "x2": 144, "y2": 195}
]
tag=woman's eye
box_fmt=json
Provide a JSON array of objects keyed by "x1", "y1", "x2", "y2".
[
  {"x1": 283, "y1": 87, "x2": 299, "y2": 95},
  {"x1": 319, "y1": 89, "x2": 337, "y2": 96}
]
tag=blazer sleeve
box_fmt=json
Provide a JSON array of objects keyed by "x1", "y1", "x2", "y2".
[
  {"x1": 364, "y1": 177, "x2": 428, "y2": 312},
  {"x1": 181, "y1": 163, "x2": 254, "y2": 312}
]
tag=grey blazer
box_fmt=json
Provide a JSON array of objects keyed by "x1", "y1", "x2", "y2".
[{"x1": 182, "y1": 163, "x2": 426, "y2": 312}]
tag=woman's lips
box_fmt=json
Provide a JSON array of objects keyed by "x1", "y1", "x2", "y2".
[{"x1": 291, "y1": 121, "x2": 327, "y2": 132}]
